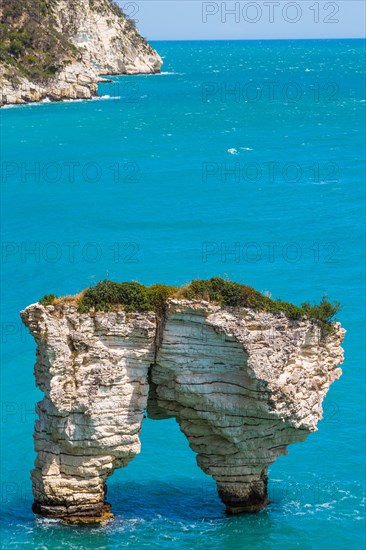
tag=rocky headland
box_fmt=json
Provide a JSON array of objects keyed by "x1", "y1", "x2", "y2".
[{"x1": 0, "y1": 0, "x2": 162, "y2": 106}]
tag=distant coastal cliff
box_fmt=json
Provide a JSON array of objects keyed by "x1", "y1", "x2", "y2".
[
  {"x1": 0, "y1": 0, "x2": 162, "y2": 106},
  {"x1": 21, "y1": 280, "x2": 345, "y2": 523}
]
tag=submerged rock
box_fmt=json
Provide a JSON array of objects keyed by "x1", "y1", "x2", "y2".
[{"x1": 21, "y1": 299, "x2": 345, "y2": 522}]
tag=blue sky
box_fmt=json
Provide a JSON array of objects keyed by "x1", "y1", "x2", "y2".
[{"x1": 117, "y1": 0, "x2": 365, "y2": 40}]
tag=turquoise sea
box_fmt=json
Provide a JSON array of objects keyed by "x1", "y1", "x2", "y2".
[{"x1": 0, "y1": 40, "x2": 365, "y2": 549}]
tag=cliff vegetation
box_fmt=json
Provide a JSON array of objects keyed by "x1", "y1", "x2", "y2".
[
  {"x1": 39, "y1": 278, "x2": 341, "y2": 334},
  {"x1": 0, "y1": 0, "x2": 79, "y2": 82}
]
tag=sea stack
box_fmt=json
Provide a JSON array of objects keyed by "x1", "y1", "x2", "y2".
[{"x1": 21, "y1": 296, "x2": 345, "y2": 522}]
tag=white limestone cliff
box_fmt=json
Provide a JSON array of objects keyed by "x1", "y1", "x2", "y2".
[
  {"x1": 21, "y1": 299, "x2": 345, "y2": 522},
  {"x1": 0, "y1": 0, "x2": 162, "y2": 106}
]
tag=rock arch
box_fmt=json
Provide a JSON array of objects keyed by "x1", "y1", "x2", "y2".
[{"x1": 21, "y1": 300, "x2": 344, "y2": 523}]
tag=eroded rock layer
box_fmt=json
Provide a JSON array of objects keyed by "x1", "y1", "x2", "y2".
[
  {"x1": 21, "y1": 300, "x2": 345, "y2": 521},
  {"x1": 21, "y1": 304, "x2": 156, "y2": 521},
  {"x1": 149, "y1": 301, "x2": 344, "y2": 513}
]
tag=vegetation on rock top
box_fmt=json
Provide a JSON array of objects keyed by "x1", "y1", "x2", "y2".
[
  {"x1": 39, "y1": 294, "x2": 57, "y2": 306},
  {"x1": 0, "y1": 0, "x2": 80, "y2": 82},
  {"x1": 39, "y1": 278, "x2": 341, "y2": 335}
]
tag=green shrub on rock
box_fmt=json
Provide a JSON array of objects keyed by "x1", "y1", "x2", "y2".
[
  {"x1": 73, "y1": 278, "x2": 341, "y2": 336},
  {"x1": 78, "y1": 281, "x2": 151, "y2": 313},
  {"x1": 39, "y1": 294, "x2": 57, "y2": 306}
]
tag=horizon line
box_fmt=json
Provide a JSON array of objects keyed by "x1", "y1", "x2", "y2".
[{"x1": 148, "y1": 36, "x2": 365, "y2": 41}]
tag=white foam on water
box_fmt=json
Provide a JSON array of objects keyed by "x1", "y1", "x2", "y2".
[
  {"x1": 59, "y1": 98, "x2": 85, "y2": 104},
  {"x1": 155, "y1": 71, "x2": 184, "y2": 76},
  {"x1": 92, "y1": 95, "x2": 122, "y2": 101}
]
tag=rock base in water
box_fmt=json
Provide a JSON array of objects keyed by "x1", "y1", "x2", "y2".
[
  {"x1": 218, "y1": 473, "x2": 269, "y2": 514},
  {"x1": 32, "y1": 502, "x2": 113, "y2": 524}
]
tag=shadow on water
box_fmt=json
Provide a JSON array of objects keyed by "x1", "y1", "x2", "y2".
[{"x1": 108, "y1": 479, "x2": 224, "y2": 520}]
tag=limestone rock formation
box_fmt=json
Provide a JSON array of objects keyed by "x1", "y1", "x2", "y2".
[
  {"x1": 0, "y1": 0, "x2": 162, "y2": 106},
  {"x1": 21, "y1": 299, "x2": 345, "y2": 522}
]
